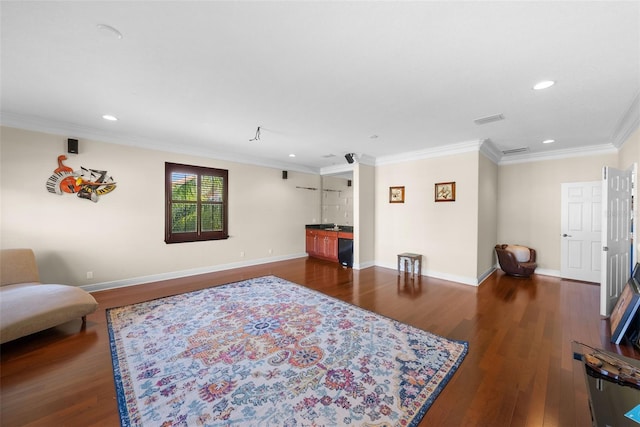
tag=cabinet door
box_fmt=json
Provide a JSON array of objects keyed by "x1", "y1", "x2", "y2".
[
  {"x1": 325, "y1": 233, "x2": 338, "y2": 261},
  {"x1": 306, "y1": 230, "x2": 317, "y2": 255},
  {"x1": 306, "y1": 230, "x2": 338, "y2": 261},
  {"x1": 316, "y1": 231, "x2": 327, "y2": 257},
  {"x1": 314, "y1": 231, "x2": 328, "y2": 258}
]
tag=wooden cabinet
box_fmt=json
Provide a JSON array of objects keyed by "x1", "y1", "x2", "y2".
[
  {"x1": 306, "y1": 229, "x2": 352, "y2": 263},
  {"x1": 320, "y1": 232, "x2": 338, "y2": 261},
  {"x1": 306, "y1": 229, "x2": 319, "y2": 255}
]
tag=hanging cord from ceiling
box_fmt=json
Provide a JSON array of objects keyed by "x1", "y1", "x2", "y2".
[{"x1": 249, "y1": 126, "x2": 261, "y2": 142}]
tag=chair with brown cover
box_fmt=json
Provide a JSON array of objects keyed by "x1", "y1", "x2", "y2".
[{"x1": 495, "y1": 244, "x2": 537, "y2": 277}]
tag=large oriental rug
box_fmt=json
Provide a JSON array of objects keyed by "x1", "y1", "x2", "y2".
[{"x1": 107, "y1": 276, "x2": 468, "y2": 426}]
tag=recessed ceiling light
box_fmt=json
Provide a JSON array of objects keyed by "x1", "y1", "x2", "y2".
[
  {"x1": 542, "y1": 139, "x2": 555, "y2": 144},
  {"x1": 533, "y1": 80, "x2": 555, "y2": 90},
  {"x1": 102, "y1": 114, "x2": 118, "y2": 121},
  {"x1": 289, "y1": 154, "x2": 296, "y2": 157}
]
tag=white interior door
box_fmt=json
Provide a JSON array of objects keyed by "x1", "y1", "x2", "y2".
[
  {"x1": 560, "y1": 181, "x2": 602, "y2": 282},
  {"x1": 601, "y1": 165, "x2": 635, "y2": 316}
]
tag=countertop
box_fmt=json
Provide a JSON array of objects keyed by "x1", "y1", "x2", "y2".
[{"x1": 305, "y1": 224, "x2": 354, "y2": 233}]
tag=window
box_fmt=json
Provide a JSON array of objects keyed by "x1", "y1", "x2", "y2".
[{"x1": 165, "y1": 162, "x2": 228, "y2": 243}]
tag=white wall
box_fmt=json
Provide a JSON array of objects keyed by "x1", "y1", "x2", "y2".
[
  {"x1": 374, "y1": 150, "x2": 480, "y2": 284},
  {"x1": 0, "y1": 126, "x2": 320, "y2": 288},
  {"x1": 497, "y1": 153, "x2": 618, "y2": 272}
]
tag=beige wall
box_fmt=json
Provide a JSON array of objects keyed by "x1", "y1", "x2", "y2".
[
  {"x1": 0, "y1": 126, "x2": 319, "y2": 288},
  {"x1": 374, "y1": 150, "x2": 480, "y2": 284},
  {"x1": 321, "y1": 176, "x2": 353, "y2": 226},
  {"x1": 477, "y1": 152, "x2": 498, "y2": 279},
  {"x1": 497, "y1": 153, "x2": 618, "y2": 272},
  {"x1": 3, "y1": 125, "x2": 639, "y2": 290},
  {"x1": 354, "y1": 163, "x2": 375, "y2": 268},
  {"x1": 619, "y1": 128, "x2": 640, "y2": 171}
]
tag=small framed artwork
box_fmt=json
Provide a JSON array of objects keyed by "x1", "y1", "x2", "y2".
[
  {"x1": 435, "y1": 182, "x2": 456, "y2": 202},
  {"x1": 389, "y1": 186, "x2": 405, "y2": 203},
  {"x1": 610, "y1": 277, "x2": 640, "y2": 344}
]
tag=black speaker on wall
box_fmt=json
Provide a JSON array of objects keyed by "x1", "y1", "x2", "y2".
[
  {"x1": 345, "y1": 153, "x2": 354, "y2": 164},
  {"x1": 67, "y1": 138, "x2": 79, "y2": 154},
  {"x1": 282, "y1": 171, "x2": 288, "y2": 180}
]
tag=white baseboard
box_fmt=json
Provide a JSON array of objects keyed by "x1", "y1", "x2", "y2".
[
  {"x1": 81, "y1": 256, "x2": 562, "y2": 294},
  {"x1": 533, "y1": 268, "x2": 561, "y2": 278},
  {"x1": 477, "y1": 266, "x2": 497, "y2": 285},
  {"x1": 354, "y1": 260, "x2": 376, "y2": 270},
  {"x1": 492, "y1": 263, "x2": 561, "y2": 279},
  {"x1": 80, "y1": 253, "x2": 308, "y2": 293},
  {"x1": 420, "y1": 269, "x2": 481, "y2": 286},
  {"x1": 375, "y1": 260, "x2": 482, "y2": 286}
]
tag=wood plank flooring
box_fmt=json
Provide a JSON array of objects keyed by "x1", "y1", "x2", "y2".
[{"x1": 1, "y1": 257, "x2": 638, "y2": 426}]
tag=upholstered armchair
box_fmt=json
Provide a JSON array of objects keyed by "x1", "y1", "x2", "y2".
[{"x1": 495, "y1": 244, "x2": 537, "y2": 277}]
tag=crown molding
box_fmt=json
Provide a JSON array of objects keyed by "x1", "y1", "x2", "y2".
[
  {"x1": 357, "y1": 153, "x2": 376, "y2": 166},
  {"x1": 0, "y1": 111, "x2": 320, "y2": 175},
  {"x1": 319, "y1": 152, "x2": 375, "y2": 175},
  {"x1": 2, "y1": 110, "x2": 632, "y2": 173},
  {"x1": 374, "y1": 140, "x2": 484, "y2": 166},
  {"x1": 498, "y1": 143, "x2": 617, "y2": 165},
  {"x1": 611, "y1": 92, "x2": 640, "y2": 148},
  {"x1": 479, "y1": 138, "x2": 502, "y2": 163},
  {"x1": 320, "y1": 163, "x2": 354, "y2": 176}
]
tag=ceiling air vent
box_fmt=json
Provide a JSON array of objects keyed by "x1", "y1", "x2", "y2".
[
  {"x1": 474, "y1": 113, "x2": 505, "y2": 125},
  {"x1": 501, "y1": 147, "x2": 529, "y2": 155},
  {"x1": 322, "y1": 154, "x2": 336, "y2": 158}
]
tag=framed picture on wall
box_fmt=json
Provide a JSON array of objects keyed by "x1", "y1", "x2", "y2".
[
  {"x1": 435, "y1": 182, "x2": 456, "y2": 202},
  {"x1": 389, "y1": 186, "x2": 405, "y2": 203}
]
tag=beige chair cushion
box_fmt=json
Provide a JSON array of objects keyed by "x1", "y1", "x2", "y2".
[
  {"x1": 0, "y1": 283, "x2": 98, "y2": 344},
  {"x1": 505, "y1": 245, "x2": 531, "y2": 263}
]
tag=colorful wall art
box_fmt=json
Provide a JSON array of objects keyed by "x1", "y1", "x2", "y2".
[{"x1": 46, "y1": 155, "x2": 116, "y2": 202}]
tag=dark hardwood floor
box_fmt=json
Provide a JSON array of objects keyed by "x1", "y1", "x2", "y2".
[{"x1": 1, "y1": 257, "x2": 638, "y2": 426}]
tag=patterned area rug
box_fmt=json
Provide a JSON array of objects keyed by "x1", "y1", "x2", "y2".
[{"x1": 107, "y1": 276, "x2": 468, "y2": 426}]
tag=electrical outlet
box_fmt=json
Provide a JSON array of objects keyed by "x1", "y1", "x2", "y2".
[
  {"x1": 268, "y1": 249, "x2": 273, "y2": 255},
  {"x1": 86, "y1": 271, "x2": 93, "y2": 279},
  {"x1": 240, "y1": 251, "x2": 245, "y2": 257}
]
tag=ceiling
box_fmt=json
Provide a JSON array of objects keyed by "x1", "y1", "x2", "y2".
[{"x1": 1, "y1": 1, "x2": 639, "y2": 174}]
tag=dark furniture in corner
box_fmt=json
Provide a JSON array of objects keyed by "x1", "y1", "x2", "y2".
[{"x1": 495, "y1": 244, "x2": 537, "y2": 277}]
